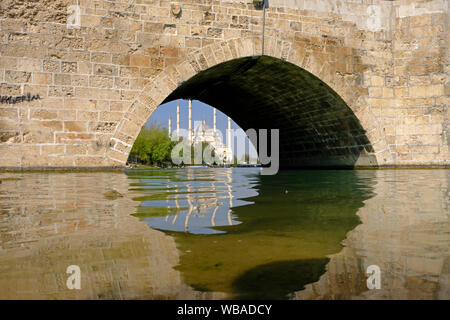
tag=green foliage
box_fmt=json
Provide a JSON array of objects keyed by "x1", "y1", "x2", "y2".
[
  {"x1": 128, "y1": 125, "x2": 176, "y2": 166},
  {"x1": 129, "y1": 124, "x2": 223, "y2": 166}
]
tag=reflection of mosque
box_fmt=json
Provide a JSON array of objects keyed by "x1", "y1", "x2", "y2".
[
  {"x1": 147, "y1": 169, "x2": 258, "y2": 234},
  {"x1": 183, "y1": 169, "x2": 235, "y2": 233},
  {"x1": 168, "y1": 100, "x2": 233, "y2": 164}
]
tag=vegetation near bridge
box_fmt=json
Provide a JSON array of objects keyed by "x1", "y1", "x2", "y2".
[{"x1": 128, "y1": 125, "x2": 176, "y2": 166}]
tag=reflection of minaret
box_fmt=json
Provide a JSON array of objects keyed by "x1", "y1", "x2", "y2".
[
  {"x1": 165, "y1": 184, "x2": 170, "y2": 222},
  {"x1": 188, "y1": 99, "x2": 192, "y2": 144},
  {"x1": 172, "y1": 184, "x2": 180, "y2": 225},
  {"x1": 168, "y1": 115, "x2": 172, "y2": 138},
  {"x1": 176, "y1": 102, "x2": 180, "y2": 138},
  {"x1": 185, "y1": 170, "x2": 194, "y2": 231},
  {"x1": 226, "y1": 168, "x2": 233, "y2": 225},
  {"x1": 211, "y1": 177, "x2": 219, "y2": 227}
]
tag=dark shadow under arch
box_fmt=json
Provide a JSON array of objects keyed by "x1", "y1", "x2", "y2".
[{"x1": 163, "y1": 55, "x2": 377, "y2": 168}]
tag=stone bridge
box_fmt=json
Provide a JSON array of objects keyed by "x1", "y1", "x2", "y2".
[{"x1": 0, "y1": 0, "x2": 448, "y2": 168}]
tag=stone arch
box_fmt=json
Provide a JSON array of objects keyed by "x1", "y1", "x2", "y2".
[{"x1": 107, "y1": 36, "x2": 391, "y2": 167}]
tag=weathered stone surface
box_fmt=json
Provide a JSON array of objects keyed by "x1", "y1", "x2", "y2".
[
  {"x1": 294, "y1": 169, "x2": 450, "y2": 300},
  {"x1": 0, "y1": 0, "x2": 447, "y2": 168},
  {"x1": 0, "y1": 172, "x2": 224, "y2": 299}
]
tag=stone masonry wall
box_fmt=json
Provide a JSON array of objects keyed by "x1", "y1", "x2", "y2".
[{"x1": 0, "y1": 0, "x2": 448, "y2": 168}]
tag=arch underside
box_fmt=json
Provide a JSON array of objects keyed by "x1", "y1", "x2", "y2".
[{"x1": 163, "y1": 56, "x2": 377, "y2": 168}]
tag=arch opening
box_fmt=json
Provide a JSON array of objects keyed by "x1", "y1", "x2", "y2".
[
  {"x1": 160, "y1": 55, "x2": 377, "y2": 169},
  {"x1": 129, "y1": 100, "x2": 259, "y2": 167}
]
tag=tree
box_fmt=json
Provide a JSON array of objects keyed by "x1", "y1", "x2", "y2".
[
  {"x1": 128, "y1": 125, "x2": 176, "y2": 166},
  {"x1": 129, "y1": 124, "x2": 219, "y2": 166},
  {"x1": 152, "y1": 139, "x2": 174, "y2": 165}
]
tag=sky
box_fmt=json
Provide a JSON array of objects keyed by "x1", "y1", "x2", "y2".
[{"x1": 145, "y1": 99, "x2": 258, "y2": 159}]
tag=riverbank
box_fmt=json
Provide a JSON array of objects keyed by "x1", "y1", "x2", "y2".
[{"x1": 0, "y1": 165, "x2": 449, "y2": 173}]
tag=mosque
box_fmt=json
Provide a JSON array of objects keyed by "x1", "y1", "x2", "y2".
[{"x1": 168, "y1": 100, "x2": 233, "y2": 164}]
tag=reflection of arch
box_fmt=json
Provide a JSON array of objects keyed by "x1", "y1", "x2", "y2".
[
  {"x1": 166, "y1": 169, "x2": 372, "y2": 298},
  {"x1": 232, "y1": 258, "x2": 330, "y2": 300},
  {"x1": 108, "y1": 36, "x2": 391, "y2": 167},
  {"x1": 295, "y1": 169, "x2": 450, "y2": 300}
]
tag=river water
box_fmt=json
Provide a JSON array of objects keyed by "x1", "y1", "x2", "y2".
[{"x1": 0, "y1": 168, "x2": 448, "y2": 299}]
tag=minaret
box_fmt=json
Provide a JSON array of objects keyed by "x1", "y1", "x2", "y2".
[
  {"x1": 176, "y1": 102, "x2": 180, "y2": 138},
  {"x1": 168, "y1": 115, "x2": 172, "y2": 138},
  {"x1": 227, "y1": 116, "x2": 232, "y2": 162},
  {"x1": 188, "y1": 99, "x2": 192, "y2": 144}
]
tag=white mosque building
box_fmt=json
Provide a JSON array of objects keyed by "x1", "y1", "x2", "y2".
[{"x1": 168, "y1": 100, "x2": 233, "y2": 164}]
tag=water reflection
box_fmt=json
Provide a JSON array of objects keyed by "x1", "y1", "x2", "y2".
[
  {"x1": 127, "y1": 168, "x2": 259, "y2": 234},
  {"x1": 0, "y1": 169, "x2": 448, "y2": 299},
  {"x1": 129, "y1": 169, "x2": 375, "y2": 298},
  {"x1": 295, "y1": 169, "x2": 450, "y2": 300},
  {"x1": 0, "y1": 172, "x2": 217, "y2": 299},
  {"x1": 232, "y1": 258, "x2": 329, "y2": 299}
]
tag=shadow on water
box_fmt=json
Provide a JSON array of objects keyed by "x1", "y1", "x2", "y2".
[
  {"x1": 126, "y1": 168, "x2": 376, "y2": 299},
  {"x1": 232, "y1": 258, "x2": 330, "y2": 300}
]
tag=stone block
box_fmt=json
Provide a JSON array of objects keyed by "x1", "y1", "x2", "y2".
[
  {"x1": 64, "y1": 121, "x2": 88, "y2": 132},
  {"x1": 409, "y1": 85, "x2": 444, "y2": 98}
]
